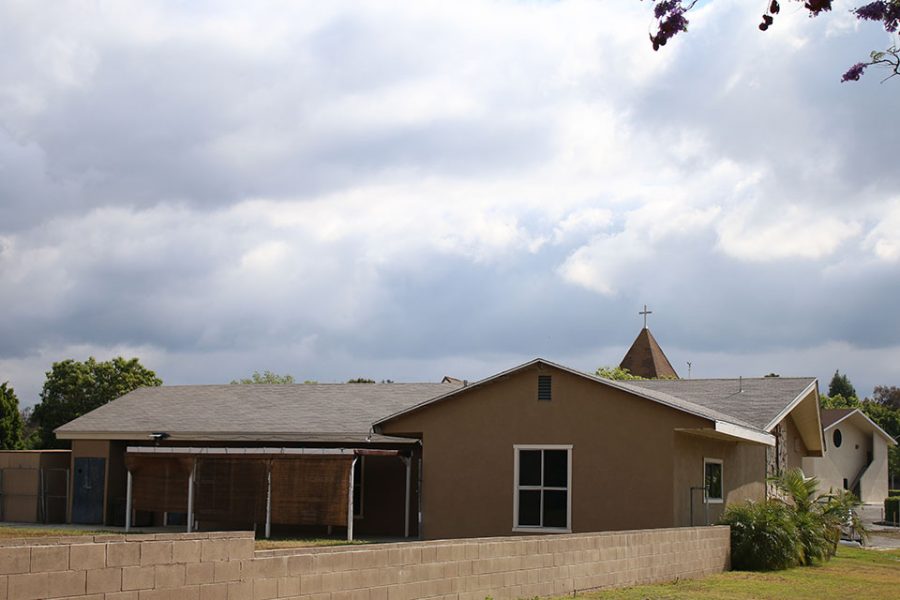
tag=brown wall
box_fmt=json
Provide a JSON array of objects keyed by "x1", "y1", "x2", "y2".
[
  {"x1": 0, "y1": 526, "x2": 730, "y2": 600},
  {"x1": 784, "y1": 415, "x2": 809, "y2": 471},
  {"x1": 380, "y1": 364, "x2": 721, "y2": 540},
  {"x1": 0, "y1": 451, "x2": 70, "y2": 523},
  {"x1": 69, "y1": 440, "x2": 111, "y2": 524},
  {"x1": 671, "y1": 434, "x2": 766, "y2": 527}
]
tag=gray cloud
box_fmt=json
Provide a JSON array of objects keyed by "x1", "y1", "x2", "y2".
[{"x1": 1, "y1": 1, "x2": 899, "y2": 407}]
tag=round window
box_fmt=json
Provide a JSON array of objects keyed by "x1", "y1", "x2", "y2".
[{"x1": 832, "y1": 429, "x2": 842, "y2": 448}]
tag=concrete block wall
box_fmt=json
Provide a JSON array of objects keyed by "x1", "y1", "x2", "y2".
[{"x1": 0, "y1": 526, "x2": 730, "y2": 600}]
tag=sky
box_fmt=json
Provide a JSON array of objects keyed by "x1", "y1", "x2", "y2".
[{"x1": 1, "y1": 0, "x2": 899, "y2": 407}]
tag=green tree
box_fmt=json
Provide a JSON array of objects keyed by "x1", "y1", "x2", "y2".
[
  {"x1": 872, "y1": 385, "x2": 900, "y2": 410},
  {"x1": 594, "y1": 366, "x2": 646, "y2": 381},
  {"x1": 230, "y1": 370, "x2": 295, "y2": 384},
  {"x1": 346, "y1": 378, "x2": 376, "y2": 384},
  {"x1": 30, "y1": 357, "x2": 162, "y2": 449},
  {"x1": 0, "y1": 382, "x2": 25, "y2": 450},
  {"x1": 827, "y1": 370, "x2": 857, "y2": 400},
  {"x1": 819, "y1": 393, "x2": 860, "y2": 410}
]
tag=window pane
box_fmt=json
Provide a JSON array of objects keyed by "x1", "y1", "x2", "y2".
[
  {"x1": 543, "y1": 450, "x2": 567, "y2": 487},
  {"x1": 519, "y1": 450, "x2": 542, "y2": 486},
  {"x1": 705, "y1": 462, "x2": 722, "y2": 500},
  {"x1": 543, "y1": 490, "x2": 567, "y2": 528},
  {"x1": 518, "y1": 490, "x2": 541, "y2": 526}
]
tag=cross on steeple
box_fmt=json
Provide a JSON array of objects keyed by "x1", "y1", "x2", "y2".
[{"x1": 639, "y1": 304, "x2": 652, "y2": 329}]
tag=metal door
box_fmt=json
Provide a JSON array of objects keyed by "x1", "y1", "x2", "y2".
[{"x1": 72, "y1": 457, "x2": 105, "y2": 524}]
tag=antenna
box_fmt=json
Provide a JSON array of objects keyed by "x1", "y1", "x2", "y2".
[{"x1": 686, "y1": 361, "x2": 692, "y2": 379}]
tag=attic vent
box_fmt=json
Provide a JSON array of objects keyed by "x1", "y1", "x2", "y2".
[{"x1": 538, "y1": 375, "x2": 552, "y2": 401}]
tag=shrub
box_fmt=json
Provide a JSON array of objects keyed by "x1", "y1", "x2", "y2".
[
  {"x1": 720, "y1": 500, "x2": 802, "y2": 571},
  {"x1": 886, "y1": 497, "x2": 900, "y2": 523}
]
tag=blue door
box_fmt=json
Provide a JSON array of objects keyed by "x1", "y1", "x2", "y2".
[{"x1": 72, "y1": 457, "x2": 105, "y2": 524}]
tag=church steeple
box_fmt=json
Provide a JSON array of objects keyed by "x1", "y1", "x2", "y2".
[{"x1": 619, "y1": 306, "x2": 679, "y2": 379}]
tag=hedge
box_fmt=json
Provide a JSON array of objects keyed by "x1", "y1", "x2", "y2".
[{"x1": 886, "y1": 497, "x2": 900, "y2": 524}]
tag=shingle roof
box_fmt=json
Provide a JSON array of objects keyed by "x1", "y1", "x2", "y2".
[
  {"x1": 55, "y1": 383, "x2": 461, "y2": 442},
  {"x1": 619, "y1": 328, "x2": 679, "y2": 379},
  {"x1": 820, "y1": 408, "x2": 855, "y2": 429},
  {"x1": 623, "y1": 377, "x2": 817, "y2": 431}
]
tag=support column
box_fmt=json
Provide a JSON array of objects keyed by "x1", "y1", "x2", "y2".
[
  {"x1": 347, "y1": 456, "x2": 357, "y2": 541},
  {"x1": 125, "y1": 470, "x2": 133, "y2": 532},
  {"x1": 186, "y1": 460, "x2": 196, "y2": 533},
  {"x1": 265, "y1": 463, "x2": 272, "y2": 539},
  {"x1": 402, "y1": 456, "x2": 411, "y2": 538}
]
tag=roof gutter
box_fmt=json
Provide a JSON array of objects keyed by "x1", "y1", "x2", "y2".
[{"x1": 715, "y1": 421, "x2": 776, "y2": 446}]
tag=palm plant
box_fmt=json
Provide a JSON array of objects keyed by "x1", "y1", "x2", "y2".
[{"x1": 768, "y1": 468, "x2": 867, "y2": 564}]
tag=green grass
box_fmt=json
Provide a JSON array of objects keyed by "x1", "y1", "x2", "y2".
[
  {"x1": 563, "y1": 548, "x2": 900, "y2": 600},
  {"x1": 0, "y1": 526, "x2": 111, "y2": 539},
  {"x1": 254, "y1": 537, "x2": 371, "y2": 550}
]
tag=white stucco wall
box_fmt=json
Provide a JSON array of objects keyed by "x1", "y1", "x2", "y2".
[{"x1": 803, "y1": 413, "x2": 892, "y2": 504}]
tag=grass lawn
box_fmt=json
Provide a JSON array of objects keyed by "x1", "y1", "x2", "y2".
[
  {"x1": 565, "y1": 547, "x2": 900, "y2": 600},
  {"x1": 255, "y1": 537, "x2": 371, "y2": 550},
  {"x1": 0, "y1": 526, "x2": 108, "y2": 539}
]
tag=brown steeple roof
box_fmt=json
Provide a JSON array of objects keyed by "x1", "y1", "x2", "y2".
[{"x1": 619, "y1": 328, "x2": 679, "y2": 379}]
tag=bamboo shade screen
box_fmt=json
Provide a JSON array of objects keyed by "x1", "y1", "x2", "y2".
[
  {"x1": 194, "y1": 458, "x2": 267, "y2": 524},
  {"x1": 124, "y1": 456, "x2": 192, "y2": 513},
  {"x1": 270, "y1": 456, "x2": 352, "y2": 526}
]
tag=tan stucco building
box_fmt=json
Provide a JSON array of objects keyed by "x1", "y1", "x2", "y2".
[
  {"x1": 53, "y1": 358, "x2": 824, "y2": 541},
  {"x1": 802, "y1": 408, "x2": 896, "y2": 504}
]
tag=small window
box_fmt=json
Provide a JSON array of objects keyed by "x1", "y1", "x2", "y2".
[
  {"x1": 704, "y1": 458, "x2": 723, "y2": 504},
  {"x1": 833, "y1": 429, "x2": 843, "y2": 448},
  {"x1": 514, "y1": 445, "x2": 571, "y2": 531},
  {"x1": 353, "y1": 457, "x2": 364, "y2": 518},
  {"x1": 538, "y1": 375, "x2": 552, "y2": 401}
]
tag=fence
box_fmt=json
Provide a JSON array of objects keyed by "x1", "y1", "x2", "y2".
[
  {"x1": 0, "y1": 467, "x2": 69, "y2": 524},
  {"x1": 0, "y1": 525, "x2": 730, "y2": 600}
]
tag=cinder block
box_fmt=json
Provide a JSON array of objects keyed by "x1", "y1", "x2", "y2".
[
  {"x1": 186, "y1": 561, "x2": 215, "y2": 585},
  {"x1": 225, "y1": 538, "x2": 254, "y2": 560},
  {"x1": 213, "y1": 561, "x2": 241, "y2": 583},
  {"x1": 249, "y1": 557, "x2": 286, "y2": 580},
  {"x1": 140, "y1": 542, "x2": 173, "y2": 566},
  {"x1": 199, "y1": 582, "x2": 228, "y2": 600},
  {"x1": 0, "y1": 548, "x2": 30, "y2": 577},
  {"x1": 70, "y1": 544, "x2": 106, "y2": 570},
  {"x1": 299, "y1": 573, "x2": 322, "y2": 594},
  {"x1": 277, "y1": 576, "x2": 300, "y2": 597},
  {"x1": 226, "y1": 580, "x2": 252, "y2": 600},
  {"x1": 286, "y1": 554, "x2": 313, "y2": 576},
  {"x1": 122, "y1": 565, "x2": 156, "y2": 591},
  {"x1": 86, "y1": 566, "x2": 121, "y2": 594},
  {"x1": 155, "y1": 563, "x2": 186, "y2": 588},
  {"x1": 8, "y1": 572, "x2": 48, "y2": 600},
  {"x1": 137, "y1": 587, "x2": 200, "y2": 600},
  {"x1": 30, "y1": 545, "x2": 68, "y2": 572},
  {"x1": 251, "y1": 577, "x2": 277, "y2": 600},
  {"x1": 107, "y1": 543, "x2": 141, "y2": 567},
  {"x1": 46, "y1": 568, "x2": 86, "y2": 598},
  {"x1": 200, "y1": 540, "x2": 229, "y2": 562},
  {"x1": 173, "y1": 541, "x2": 202, "y2": 564},
  {"x1": 106, "y1": 592, "x2": 139, "y2": 600}
]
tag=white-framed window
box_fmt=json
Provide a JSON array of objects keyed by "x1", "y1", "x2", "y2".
[
  {"x1": 703, "y1": 458, "x2": 723, "y2": 504},
  {"x1": 353, "y1": 456, "x2": 364, "y2": 519},
  {"x1": 513, "y1": 445, "x2": 572, "y2": 532}
]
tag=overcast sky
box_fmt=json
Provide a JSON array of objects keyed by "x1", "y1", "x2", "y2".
[{"x1": 2, "y1": 0, "x2": 899, "y2": 407}]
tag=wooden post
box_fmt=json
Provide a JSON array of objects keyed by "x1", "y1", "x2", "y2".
[
  {"x1": 265, "y1": 463, "x2": 272, "y2": 539},
  {"x1": 347, "y1": 457, "x2": 357, "y2": 541},
  {"x1": 187, "y1": 460, "x2": 196, "y2": 533},
  {"x1": 125, "y1": 471, "x2": 133, "y2": 532},
  {"x1": 403, "y1": 456, "x2": 411, "y2": 538}
]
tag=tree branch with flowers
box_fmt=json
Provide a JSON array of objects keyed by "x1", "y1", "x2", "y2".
[{"x1": 647, "y1": 0, "x2": 900, "y2": 82}]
